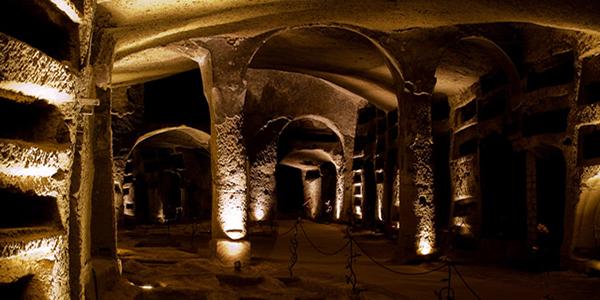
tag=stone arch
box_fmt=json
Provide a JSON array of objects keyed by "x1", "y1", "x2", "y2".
[
  {"x1": 435, "y1": 36, "x2": 523, "y2": 258},
  {"x1": 246, "y1": 24, "x2": 404, "y2": 111},
  {"x1": 119, "y1": 126, "x2": 211, "y2": 225},
  {"x1": 248, "y1": 115, "x2": 347, "y2": 223},
  {"x1": 434, "y1": 36, "x2": 522, "y2": 110},
  {"x1": 278, "y1": 114, "x2": 346, "y2": 155}
]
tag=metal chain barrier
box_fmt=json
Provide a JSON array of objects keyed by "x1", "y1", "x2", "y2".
[
  {"x1": 278, "y1": 221, "x2": 298, "y2": 238},
  {"x1": 298, "y1": 220, "x2": 350, "y2": 256},
  {"x1": 345, "y1": 227, "x2": 360, "y2": 295},
  {"x1": 283, "y1": 218, "x2": 482, "y2": 299},
  {"x1": 288, "y1": 219, "x2": 300, "y2": 278},
  {"x1": 451, "y1": 264, "x2": 482, "y2": 300},
  {"x1": 435, "y1": 258, "x2": 456, "y2": 300},
  {"x1": 348, "y1": 233, "x2": 448, "y2": 275}
]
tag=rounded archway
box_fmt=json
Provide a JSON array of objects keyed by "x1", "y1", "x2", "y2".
[
  {"x1": 274, "y1": 116, "x2": 345, "y2": 221},
  {"x1": 248, "y1": 25, "x2": 403, "y2": 112},
  {"x1": 119, "y1": 126, "x2": 211, "y2": 226},
  {"x1": 433, "y1": 36, "x2": 523, "y2": 256}
]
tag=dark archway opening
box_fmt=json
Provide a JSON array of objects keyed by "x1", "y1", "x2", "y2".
[
  {"x1": 275, "y1": 164, "x2": 306, "y2": 219},
  {"x1": 275, "y1": 117, "x2": 343, "y2": 222},
  {"x1": 125, "y1": 144, "x2": 211, "y2": 226},
  {"x1": 117, "y1": 126, "x2": 212, "y2": 256},
  {"x1": 534, "y1": 146, "x2": 566, "y2": 269}
]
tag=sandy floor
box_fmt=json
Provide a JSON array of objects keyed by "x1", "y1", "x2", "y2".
[{"x1": 105, "y1": 220, "x2": 600, "y2": 299}]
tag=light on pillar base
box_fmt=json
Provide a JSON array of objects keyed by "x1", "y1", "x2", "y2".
[
  {"x1": 212, "y1": 239, "x2": 251, "y2": 267},
  {"x1": 417, "y1": 238, "x2": 433, "y2": 256}
]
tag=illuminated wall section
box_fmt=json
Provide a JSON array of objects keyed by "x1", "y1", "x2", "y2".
[
  {"x1": 303, "y1": 170, "x2": 322, "y2": 219},
  {"x1": 214, "y1": 115, "x2": 248, "y2": 240},
  {"x1": 249, "y1": 141, "x2": 278, "y2": 222},
  {"x1": 0, "y1": 18, "x2": 88, "y2": 298}
]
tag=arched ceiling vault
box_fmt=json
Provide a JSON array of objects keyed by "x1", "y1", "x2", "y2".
[
  {"x1": 111, "y1": 47, "x2": 198, "y2": 87},
  {"x1": 99, "y1": 0, "x2": 600, "y2": 61},
  {"x1": 131, "y1": 126, "x2": 211, "y2": 154},
  {"x1": 434, "y1": 38, "x2": 521, "y2": 107},
  {"x1": 249, "y1": 27, "x2": 398, "y2": 111}
]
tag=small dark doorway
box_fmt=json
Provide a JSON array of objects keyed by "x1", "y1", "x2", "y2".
[
  {"x1": 276, "y1": 164, "x2": 305, "y2": 219},
  {"x1": 535, "y1": 146, "x2": 566, "y2": 269}
]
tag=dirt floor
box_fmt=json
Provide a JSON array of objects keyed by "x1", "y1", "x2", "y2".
[{"x1": 105, "y1": 220, "x2": 600, "y2": 299}]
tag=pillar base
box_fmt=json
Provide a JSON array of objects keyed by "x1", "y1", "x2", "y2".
[{"x1": 210, "y1": 238, "x2": 251, "y2": 267}]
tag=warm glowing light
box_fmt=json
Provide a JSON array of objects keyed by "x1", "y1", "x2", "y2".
[
  {"x1": 354, "y1": 205, "x2": 363, "y2": 219},
  {"x1": 222, "y1": 240, "x2": 245, "y2": 257},
  {"x1": 0, "y1": 166, "x2": 58, "y2": 177},
  {"x1": 304, "y1": 177, "x2": 321, "y2": 219},
  {"x1": 253, "y1": 207, "x2": 266, "y2": 221},
  {"x1": 453, "y1": 216, "x2": 472, "y2": 236},
  {"x1": 0, "y1": 81, "x2": 73, "y2": 105},
  {"x1": 128, "y1": 281, "x2": 154, "y2": 290},
  {"x1": 418, "y1": 239, "x2": 433, "y2": 256},
  {"x1": 225, "y1": 229, "x2": 244, "y2": 240},
  {"x1": 48, "y1": 0, "x2": 81, "y2": 23},
  {"x1": 219, "y1": 191, "x2": 247, "y2": 240},
  {"x1": 376, "y1": 183, "x2": 384, "y2": 221},
  {"x1": 335, "y1": 173, "x2": 344, "y2": 220},
  {"x1": 214, "y1": 239, "x2": 251, "y2": 265}
]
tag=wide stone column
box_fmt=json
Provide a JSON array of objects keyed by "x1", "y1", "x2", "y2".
[
  {"x1": 171, "y1": 37, "x2": 260, "y2": 266},
  {"x1": 396, "y1": 88, "x2": 436, "y2": 260}
]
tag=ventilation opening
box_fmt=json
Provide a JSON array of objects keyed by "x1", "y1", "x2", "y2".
[
  {"x1": 0, "y1": 0, "x2": 79, "y2": 68},
  {"x1": 0, "y1": 275, "x2": 33, "y2": 299},
  {"x1": 522, "y1": 108, "x2": 569, "y2": 137},
  {"x1": 0, "y1": 189, "x2": 59, "y2": 229},
  {"x1": 0, "y1": 97, "x2": 69, "y2": 143},
  {"x1": 526, "y1": 51, "x2": 574, "y2": 91}
]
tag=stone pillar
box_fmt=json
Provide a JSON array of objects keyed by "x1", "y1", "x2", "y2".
[
  {"x1": 171, "y1": 37, "x2": 259, "y2": 265},
  {"x1": 91, "y1": 87, "x2": 116, "y2": 257},
  {"x1": 396, "y1": 90, "x2": 435, "y2": 259},
  {"x1": 68, "y1": 89, "x2": 95, "y2": 300}
]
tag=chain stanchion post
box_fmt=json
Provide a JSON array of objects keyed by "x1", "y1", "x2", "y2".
[
  {"x1": 288, "y1": 218, "x2": 300, "y2": 278},
  {"x1": 345, "y1": 226, "x2": 360, "y2": 296}
]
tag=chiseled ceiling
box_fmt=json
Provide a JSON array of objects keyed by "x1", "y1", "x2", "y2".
[{"x1": 101, "y1": 0, "x2": 600, "y2": 108}]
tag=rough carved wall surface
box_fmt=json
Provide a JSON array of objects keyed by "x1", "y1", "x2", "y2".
[
  {"x1": 249, "y1": 140, "x2": 277, "y2": 222},
  {"x1": 450, "y1": 155, "x2": 479, "y2": 201},
  {"x1": 0, "y1": 34, "x2": 77, "y2": 100},
  {"x1": 214, "y1": 114, "x2": 248, "y2": 238}
]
